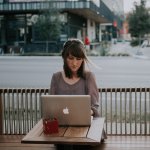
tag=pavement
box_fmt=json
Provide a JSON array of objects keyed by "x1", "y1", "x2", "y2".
[
  {"x1": 90, "y1": 41, "x2": 150, "y2": 59},
  {"x1": 108, "y1": 41, "x2": 150, "y2": 58}
]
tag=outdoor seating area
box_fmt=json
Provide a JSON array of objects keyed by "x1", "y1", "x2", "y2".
[
  {"x1": 0, "y1": 88, "x2": 150, "y2": 150},
  {"x1": 1, "y1": 134, "x2": 150, "y2": 150},
  {"x1": 0, "y1": 0, "x2": 150, "y2": 149}
]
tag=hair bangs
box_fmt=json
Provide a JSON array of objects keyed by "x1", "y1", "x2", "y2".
[{"x1": 67, "y1": 44, "x2": 85, "y2": 58}]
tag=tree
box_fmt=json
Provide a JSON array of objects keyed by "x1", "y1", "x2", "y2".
[
  {"x1": 35, "y1": 9, "x2": 61, "y2": 52},
  {"x1": 127, "y1": 1, "x2": 150, "y2": 46}
]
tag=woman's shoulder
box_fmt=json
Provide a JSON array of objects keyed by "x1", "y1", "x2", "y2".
[
  {"x1": 85, "y1": 71, "x2": 94, "y2": 78},
  {"x1": 84, "y1": 71, "x2": 96, "y2": 81},
  {"x1": 52, "y1": 71, "x2": 62, "y2": 79}
]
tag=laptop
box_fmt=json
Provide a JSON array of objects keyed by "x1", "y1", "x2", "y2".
[{"x1": 41, "y1": 95, "x2": 91, "y2": 126}]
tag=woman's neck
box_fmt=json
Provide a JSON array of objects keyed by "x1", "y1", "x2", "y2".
[
  {"x1": 62, "y1": 71, "x2": 80, "y2": 85},
  {"x1": 72, "y1": 72, "x2": 78, "y2": 78}
]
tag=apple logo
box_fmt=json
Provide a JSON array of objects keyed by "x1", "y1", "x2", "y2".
[{"x1": 63, "y1": 107, "x2": 69, "y2": 114}]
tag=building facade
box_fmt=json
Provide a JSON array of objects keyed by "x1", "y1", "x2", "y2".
[
  {"x1": 0, "y1": 0, "x2": 124, "y2": 54},
  {"x1": 102, "y1": 0, "x2": 124, "y2": 16}
]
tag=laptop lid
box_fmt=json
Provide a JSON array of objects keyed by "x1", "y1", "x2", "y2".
[{"x1": 41, "y1": 95, "x2": 91, "y2": 126}]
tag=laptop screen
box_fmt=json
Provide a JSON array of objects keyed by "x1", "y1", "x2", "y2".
[{"x1": 41, "y1": 95, "x2": 91, "y2": 126}]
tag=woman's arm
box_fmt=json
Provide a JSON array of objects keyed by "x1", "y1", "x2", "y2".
[
  {"x1": 50, "y1": 73, "x2": 57, "y2": 95},
  {"x1": 86, "y1": 72, "x2": 100, "y2": 117}
]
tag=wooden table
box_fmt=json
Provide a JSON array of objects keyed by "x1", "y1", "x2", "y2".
[{"x1": 21, "y1": 117, "x2": 105, "y2": 146}]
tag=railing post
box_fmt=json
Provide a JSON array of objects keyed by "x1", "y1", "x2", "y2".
[{"x1": 0, "y1": 89, "x2": 3, "y2": 134}]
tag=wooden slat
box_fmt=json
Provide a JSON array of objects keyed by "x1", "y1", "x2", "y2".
[
  {"x1": 1, "y1": 135, "x2": 150, "y2": 150},
  {"x1": 41, "y1": 127, "x2": 67, "y2": 137},
  {"x1": 0, "y1": 143, "x2": 55, "y2": 147},
  {"x1": 92, "y1": 136, "x2": 150, "y2": 150},
  {"x1": 0, "y1": 147, "x2": 55, "y2": 150},
  {"x1": 64, "y1": 127, "x2": 89, "y2": 137},
  {"x1": 105, "y1": 135, "x2": 150, "y2": 143},
  {"x1": 0, "y1": 135, "x2": 55, "y2": 150},
  {"x1": 31, "y1": 136, "x2": 95, "y2": 145},
  {"x1": 0, "y1": 91, "x2": 3, "y2": 134}
]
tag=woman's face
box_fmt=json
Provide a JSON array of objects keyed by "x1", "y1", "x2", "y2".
[{"x1": 66, "y1": 54, "x2": 83, "y2": 75}]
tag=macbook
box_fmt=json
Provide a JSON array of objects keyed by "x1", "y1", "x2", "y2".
[{"x1": 41, "y1": 95, "x2": 91, "y2": 126}]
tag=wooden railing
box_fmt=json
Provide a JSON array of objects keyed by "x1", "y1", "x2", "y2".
[
  {"x1": 99, "y1": 88, "x2": 150, "y2": 135},
  {"x1": 0, "y1": 88, "x2": 150, "y2": 135}
]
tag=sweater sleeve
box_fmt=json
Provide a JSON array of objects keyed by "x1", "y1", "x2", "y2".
[
  {"x1": 50, "y1": 73, "x2": 57, "y2": 95},
  {"x1": 86, "y1": 72, "x2": 100, "y2": 117}
]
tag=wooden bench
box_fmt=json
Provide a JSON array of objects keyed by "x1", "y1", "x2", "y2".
[
  {"x1": 0, "y1": 135, "x2": 55, "y2": 150},
  {"x1": 1, "y1": 135, "x2": 150, "y2": 150}
]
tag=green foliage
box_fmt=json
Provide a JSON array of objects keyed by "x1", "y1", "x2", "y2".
[
  {"x1": 130, "y1": 39, "x2": 142, "y2": 46},
  {"x1": 127, "y1": 2, "x2": 150, "y2": 38},
  {"x1": 35, "y1": 9, "x2": 61, "y2": 41}
]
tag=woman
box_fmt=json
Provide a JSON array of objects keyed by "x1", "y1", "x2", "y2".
[{"x1": 50, "y1": 38, "x2": 106, "y2": 150}]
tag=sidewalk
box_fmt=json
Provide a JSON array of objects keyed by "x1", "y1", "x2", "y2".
[{"x1": 108, "y1": 42, "x2": 150, "y2": 58}]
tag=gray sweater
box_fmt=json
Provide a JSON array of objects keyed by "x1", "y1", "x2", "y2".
[{"x1": 50, "y1": 71, "x2": 100, "y2": 117}]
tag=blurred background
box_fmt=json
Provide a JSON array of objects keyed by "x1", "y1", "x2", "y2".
[{"x1": 0, "y1": 0, "x2": 149, "y2": 56}]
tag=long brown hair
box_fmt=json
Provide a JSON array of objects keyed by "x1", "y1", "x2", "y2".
[{"x1": 62, "y1": 38, "x2": 88, "y2": 79}]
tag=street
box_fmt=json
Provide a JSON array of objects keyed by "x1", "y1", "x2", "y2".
[{"x1": 0, "y1": 55, "x2": 150, "y2": 88}]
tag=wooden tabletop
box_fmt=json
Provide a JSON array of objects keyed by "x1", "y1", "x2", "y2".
[{"x1": 21, "y1": 117, "x2": 105, "y2": 146}]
